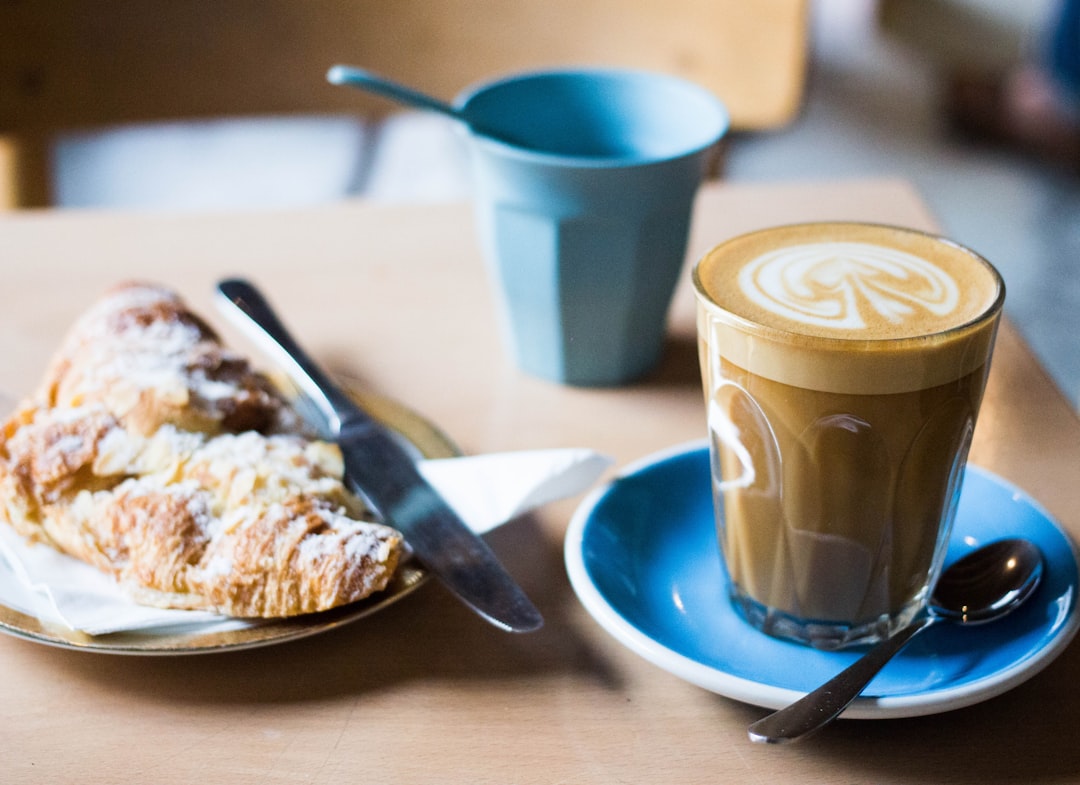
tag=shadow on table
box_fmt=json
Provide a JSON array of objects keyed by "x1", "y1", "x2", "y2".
[
  {"x1": 729, "y1": 641, "x2": 1080, "y2": 781},
  {"x1": 646, "y1": 332, "x2": 702, "y2": 390}
]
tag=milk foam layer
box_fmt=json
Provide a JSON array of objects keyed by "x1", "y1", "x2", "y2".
[
  {"x1": 738, "y1": 241, "x2": 961, "y2": 334},
  {"x1": 694, "y1": 223, "x2": 1005, "y2": 394}
]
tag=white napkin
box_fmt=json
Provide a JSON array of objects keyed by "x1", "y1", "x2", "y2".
[{"x1": 0, "y1": 448, "x2": 612, "y2": 636}]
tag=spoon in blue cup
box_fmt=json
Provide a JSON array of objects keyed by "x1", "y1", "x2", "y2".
[{"x1": 327, "y1": 64, "x2": 533, "y2": 148}]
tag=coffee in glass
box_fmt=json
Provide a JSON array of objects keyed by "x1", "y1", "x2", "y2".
[{"x1": 693, "y1": 222, "x2": 1005, "y2": 649}]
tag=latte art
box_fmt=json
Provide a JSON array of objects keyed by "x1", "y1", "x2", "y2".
[{"x1": 738, "y1": 242, "x2": 960, "y2": 332}]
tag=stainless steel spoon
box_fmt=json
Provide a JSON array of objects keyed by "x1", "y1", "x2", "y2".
[
  {"x1": 748, "y1": 537, "x2": 1044, "y2": 743},
  {"x1": 326, "y1": 65, "x2": 532, "y2": 148}
]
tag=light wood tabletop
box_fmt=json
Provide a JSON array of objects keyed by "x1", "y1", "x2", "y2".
[{"x1": 0, "y1": 179, "x2": 1077, "y2": 784}]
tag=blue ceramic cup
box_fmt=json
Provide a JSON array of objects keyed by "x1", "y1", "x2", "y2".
[{"x1": 455, "y1": 68, "x2": 729, "y2": 386}]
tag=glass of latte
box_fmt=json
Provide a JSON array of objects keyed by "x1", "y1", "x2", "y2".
[{"x1": 693, "y1": 222, "x2": 1005, "y2": 649}]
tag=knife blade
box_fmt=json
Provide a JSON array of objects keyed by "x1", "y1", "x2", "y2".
[{"x1": 215, "y1": 278, "x2": 543, "y2": 633}]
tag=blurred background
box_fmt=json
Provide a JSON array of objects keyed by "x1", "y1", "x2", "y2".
[{"x1": 1, "y1": 0, "x2": 1078, "y2": 407}]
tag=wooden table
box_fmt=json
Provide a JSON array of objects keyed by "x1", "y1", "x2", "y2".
[{"x1": 0, "y1": 180, "x2": 1077, "y2": 784}]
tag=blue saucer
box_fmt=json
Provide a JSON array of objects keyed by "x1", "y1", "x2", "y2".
[{"x1": 565, "y1": 441, "x2": 1080, "y2": 719}]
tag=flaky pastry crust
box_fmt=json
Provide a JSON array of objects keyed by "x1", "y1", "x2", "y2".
[{"x1": 0, "y1": 282, "x2": 402, "y2": 618}]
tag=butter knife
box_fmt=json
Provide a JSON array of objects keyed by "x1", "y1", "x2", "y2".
[{"x1": 215, "y1": 278, "x2": 543, "y2": 633}]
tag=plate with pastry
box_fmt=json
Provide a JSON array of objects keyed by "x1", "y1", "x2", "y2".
[{"x1": 0, "y1": 282, "x2": 459, "y2": 654}]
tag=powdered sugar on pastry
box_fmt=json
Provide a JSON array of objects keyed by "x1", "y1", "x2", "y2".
[
  {"x1": 37, "y1": 282, "x2": 303, "y2": 437},
  {"x1": 0, "y1": 283, "x2": 402, "y2": 618}
]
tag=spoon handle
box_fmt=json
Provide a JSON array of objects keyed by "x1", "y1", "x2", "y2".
[
  {"x1": 747, "y1": 615, "x2": 935, "y2": 743},
  {"x1": 326, "y1": 65, "x2": 460, "y2": 120}
]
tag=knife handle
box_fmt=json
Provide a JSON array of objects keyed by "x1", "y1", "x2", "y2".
[{"x1": 216, "y1": 278, "x2": 360, "y2": 435}]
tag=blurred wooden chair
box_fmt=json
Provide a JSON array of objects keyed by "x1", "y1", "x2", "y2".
[{"x1": 0, "y1": 0, "x2": 808, "y2": 209}]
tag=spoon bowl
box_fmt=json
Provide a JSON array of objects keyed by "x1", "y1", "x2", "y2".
[
  {"x1": 747, "y1": 537, "x2": 1044, "y2": 743},
  {"x1": 931, "y1": 538, "x2": 1044, "y2": 624}
]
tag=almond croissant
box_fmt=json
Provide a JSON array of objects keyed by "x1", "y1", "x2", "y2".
[{"x1": 0, "y1": 282, "x2": 403, "y2": 618}]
